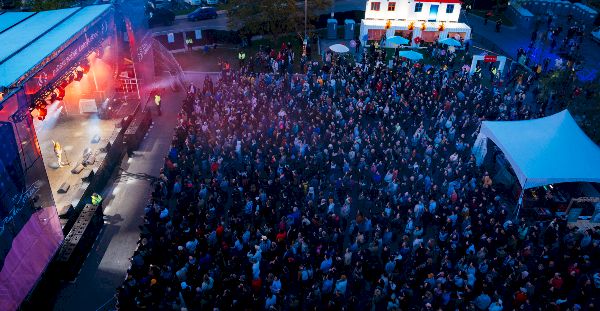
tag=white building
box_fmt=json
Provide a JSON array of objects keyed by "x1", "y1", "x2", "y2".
[{"x1": 360, "y1": 0, "x2": 471, "y2": 46}]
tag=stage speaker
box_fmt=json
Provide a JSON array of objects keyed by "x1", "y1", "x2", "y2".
[
  {"x1": 83, "y1": 154, "x2": 96, "y2": 166},
  {"x1": 58, "y1": 182, "x2": 71, "y2": 194},
  {"x1": 82, "y1": 169, "x2": 95, "y2": 182},
  {"x1": 71, "y1": 162, "x2": 85, "y2": 174}
]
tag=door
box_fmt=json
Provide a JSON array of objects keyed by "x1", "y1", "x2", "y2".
[{"x1": 428, "y1": 5, "x2": 438, "y2": 22}]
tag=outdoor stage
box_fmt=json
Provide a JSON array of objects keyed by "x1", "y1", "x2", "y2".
[
  {"x1": 35, "y1": 113, "x2": 118, "y2": 215},
  {"x1": 32, "y1": 94, "x2": 140, "y2": 218}
]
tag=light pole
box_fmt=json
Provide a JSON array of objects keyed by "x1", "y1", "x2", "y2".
[
  {"x1": 304, "y1": 0, "x2": 308, "y2": 40},
  {"x1": 303, "y1": 0, "x2": 308, "y2": 55}
]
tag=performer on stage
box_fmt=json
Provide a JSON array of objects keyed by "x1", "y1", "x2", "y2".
[{"x1": 53, "y1": 140, "x2": 64, "y2": 167}]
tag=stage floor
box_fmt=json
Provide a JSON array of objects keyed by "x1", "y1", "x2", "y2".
[{"x1": 35, "y1": 113, "x2": 120, "y2": 215}]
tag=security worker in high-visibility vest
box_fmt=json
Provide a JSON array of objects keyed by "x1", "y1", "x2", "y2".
[
  {"x1": 474, "y1": 65, "x2": 482, "y2": 79},
  {"x1": 154, "y1": 93, "x2": 162, "y2": 116},
  {"x1": 91, "y1": 193, "x2": 102, "y2": 206},
  {"x1": 238, "y1": 50, "x2": 246, "y2": 68},
  {"x1": 491, "y1": 66, "x2": 498, "y2": 83}
]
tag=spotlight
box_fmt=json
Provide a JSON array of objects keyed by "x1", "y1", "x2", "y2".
[
  {"x1": 30, "y1": 100, "x2": 44, "y2": 112},
  {"x1": 74, "y1": 70, "x2": 84, "y2": 81},
  {"x1": 38, "y1": 107, "x2": 47, "y2": 120},
  {"x1": 80, "y1": 63, "x2": 90, "y2": 74},
  {"x1": 55, "y1": 88, "x2": 65, "y2": 101}
]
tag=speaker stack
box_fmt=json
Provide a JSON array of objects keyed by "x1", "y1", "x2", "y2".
[
  {"x1": 55, "y1": 204, "x2": 103, "y2": 281},
  {"x1": 124, "y1": 110, "x2": 152, "y2": 153}
]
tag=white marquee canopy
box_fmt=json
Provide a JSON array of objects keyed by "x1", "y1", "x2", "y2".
[{"x1": 473, "y1": 110, "x2": 600, "y2": 189}]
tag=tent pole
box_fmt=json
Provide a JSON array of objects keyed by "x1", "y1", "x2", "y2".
[
  {"x1": 515, "y1": 188, "x2": 524, "y2": 221},
  {"x1": 515, "y1": 189, "x2": 525, "y2": 222}
]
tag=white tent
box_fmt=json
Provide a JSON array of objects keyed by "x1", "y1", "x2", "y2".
[{"x1": 473, "y1": 110, "x2": 600, "y2": 189}]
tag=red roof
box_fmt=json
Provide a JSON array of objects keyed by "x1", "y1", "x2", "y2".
[{"x1": 415, "y1": 0, "x2": 461, "y2": 3}]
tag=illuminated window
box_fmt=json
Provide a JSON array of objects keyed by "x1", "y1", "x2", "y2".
[
  {"x1": 446, "y1": 4, "x2": 454, "y2": 13},
  {"x1": 388, "y1": 2, "x2": 396, "y2": 11},
  {"x1": 414, "y1": 3, "x2": 423, "y2": 12},
  {"x1": 371, "y1": 2, "x2": 380, "y2": 11}
]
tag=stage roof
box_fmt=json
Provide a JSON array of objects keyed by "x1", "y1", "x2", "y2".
[
  {"x1": 0, "y1": 5, "x2": 111, "y2": 88},
  {"x1": 480, "y1": 110, "x2": 600, "y2": 189}
]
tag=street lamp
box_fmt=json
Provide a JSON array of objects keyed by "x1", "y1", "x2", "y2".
[{"x1": 304, "y1": 0, "x2": 308, "y2": 40}]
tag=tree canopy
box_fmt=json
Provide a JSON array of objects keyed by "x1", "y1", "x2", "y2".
[
  {"x1": 227, "y1": 0, "x2": 332, "y2": 38},
  {"x1": 27, "y1": 0, "x2": 77, "y2": 11}
]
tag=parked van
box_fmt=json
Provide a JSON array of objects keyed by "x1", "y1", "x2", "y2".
[{"x1": 187, "y1": 7, "x2": 218, "y2": 21}]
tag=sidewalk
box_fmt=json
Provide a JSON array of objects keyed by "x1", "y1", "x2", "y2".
[
  {"x1": 52, "y1": 81, "x2": 186, "y2": 311},
  {"x1": 462, "y1": 12, "x2": 538, "y2": 60}
]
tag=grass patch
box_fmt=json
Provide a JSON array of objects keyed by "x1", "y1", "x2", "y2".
[{"x1": 470, "y1": 9, "x2": 514, "y2": 27}]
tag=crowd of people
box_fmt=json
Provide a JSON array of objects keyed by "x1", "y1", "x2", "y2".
[{"x1": 117, "y1": 42, "x2": 600, "y2": 311}]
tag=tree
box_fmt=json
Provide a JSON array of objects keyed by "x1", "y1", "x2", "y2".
[
  {"x1": 28, "y1": 0, "x2": 77, "y2": 11},
  {"x1": 227, "y1": 0, "x2": 331, "y2": 39}
]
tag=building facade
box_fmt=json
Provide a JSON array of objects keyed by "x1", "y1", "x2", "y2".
[{"x1": 360, "y1": 0, "x2": 472, "y2": 46}]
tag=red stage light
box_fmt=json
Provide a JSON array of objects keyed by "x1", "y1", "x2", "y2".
[
  {"x1": 80, "y1": 63, "x2": 90, "y2": 74},
  {"x1": 37, "y1": 107, "x2": 47, "y2": 120},
  {"x1": 74, "y1": 70, "x2": 84, "y2": 81},
  {"x1": 56, "y1": 88, "x2": 65, "y2": 101}
]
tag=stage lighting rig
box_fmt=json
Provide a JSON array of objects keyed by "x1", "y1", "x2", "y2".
[
  {"x1": 37, "y1": 106, "x2": 47, "y2": 121},
  {"x1": 55, "y1": 88, "x2": 65, "y2": 101},
  {"x1": 74, "y1": 70, "x2": 84, "y2": 81}
]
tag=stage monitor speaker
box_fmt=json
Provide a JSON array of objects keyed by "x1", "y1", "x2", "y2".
[
  {"x1": 83, "y1": 147, "x2": 92, "y2": 158},
  {"x1": 83, "y1": 154, "x2": 96, "y2": 166},
  {"x1": 71, "y1": 162, "x2": 84, "y2": 174},
  {"x1": 58, "y1": 182, "x2": 71, "y2": 193}
]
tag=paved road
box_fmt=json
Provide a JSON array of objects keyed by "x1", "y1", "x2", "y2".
[
  {"x1": 332, "y1": 0, "x2": 365, "y2": 12},
  {"x1": 151, "y1": 11, "x2": 229, "y2": 34},
  {"x1": 462, "y1": 11, "x2": 600, "y2": 74}
]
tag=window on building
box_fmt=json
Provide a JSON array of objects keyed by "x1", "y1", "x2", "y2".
[
  {"x1": 367, "y1": 29, "x2": 387, "y2": 41},
  {"x1": 371, "y1": 2, "x2": 380, "y2": 11},
  {"x1": 388, "y1": 2, "x2": 396, "y2": 11},
  {"x1": 414, "y1": 3, "x2": 423, "y2": 12},
  {"x1": 446, "y1": 4, "x2": 454, "y2": 13}
]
